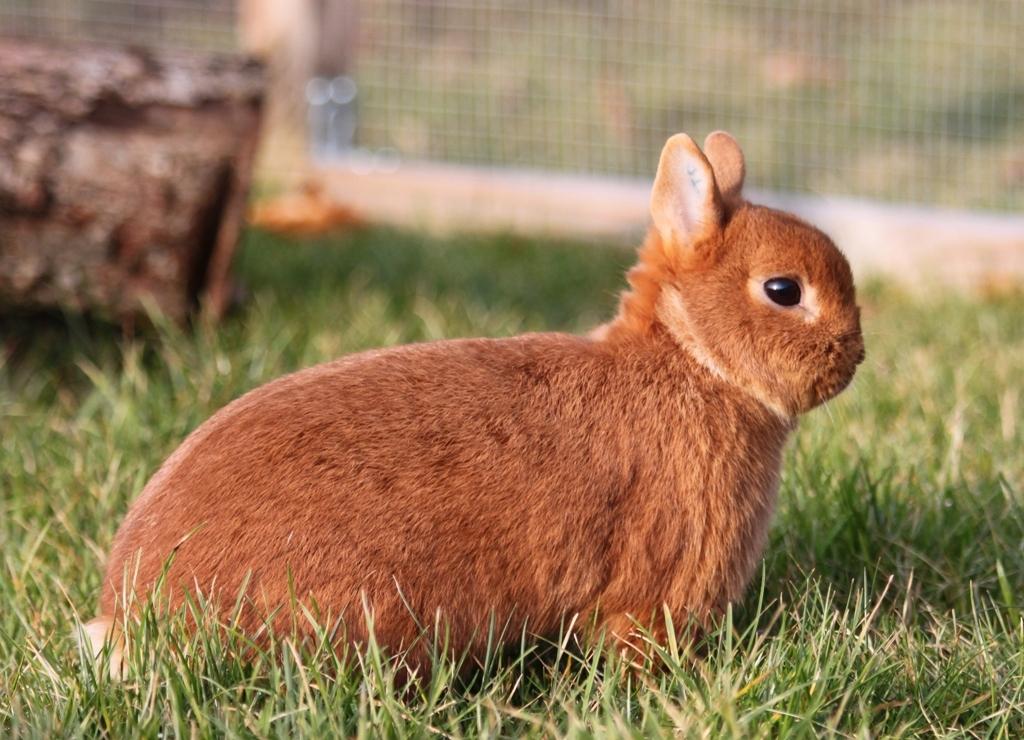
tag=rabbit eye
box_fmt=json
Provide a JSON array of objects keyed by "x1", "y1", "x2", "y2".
[{"x1": 763, "y1": 278, "x2": 802, "y2": 307}]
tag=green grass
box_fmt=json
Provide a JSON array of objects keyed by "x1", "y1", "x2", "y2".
[{"x1": 2, "y1": 227, "x2": 1024, "y2": 737}]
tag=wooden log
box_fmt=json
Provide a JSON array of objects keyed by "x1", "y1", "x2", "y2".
[{"x1": 0, "y1": 39, "x2": 264, "y2": 323}]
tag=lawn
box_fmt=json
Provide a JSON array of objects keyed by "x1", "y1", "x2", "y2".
[{"x1": 2, "y1": 227, "x2": 1023, "y2": 736}]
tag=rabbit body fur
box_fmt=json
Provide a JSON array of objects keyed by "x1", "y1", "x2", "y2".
[{"x1": 87, "y1": 132, "x2": 863, "y2": 668}]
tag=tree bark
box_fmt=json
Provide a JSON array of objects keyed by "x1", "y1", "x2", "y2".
[{"x1": 0, "y1": 39, "x2": 264, "y2": 323}]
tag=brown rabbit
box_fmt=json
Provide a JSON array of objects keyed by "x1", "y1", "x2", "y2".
[{"x1": 83, "y1": 132, "x2": 864, "y2": 673}]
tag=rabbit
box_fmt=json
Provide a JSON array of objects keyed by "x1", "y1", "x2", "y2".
[{"x1": 82, "y1": 131, "x2": 864, "y2": 675}]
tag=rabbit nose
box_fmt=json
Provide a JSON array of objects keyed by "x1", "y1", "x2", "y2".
[{"x1": 835, "y1": 327, "x2": 864, "y2": 367}]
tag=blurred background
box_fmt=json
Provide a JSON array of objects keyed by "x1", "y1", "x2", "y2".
[
  {"x1": 4, "y1": 0, "x2": 1022, "y2": 312},
  {"x1": 4, "y1": 2, "x2": 1023, "y2": 204},
  {"x1": 10, "y1": 0, "x2": 1023, "y2": 207}
]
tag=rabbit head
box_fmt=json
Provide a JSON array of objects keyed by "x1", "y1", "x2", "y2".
[{"x1": 616, "y1": 132, "x2": 864, "y2": 417}]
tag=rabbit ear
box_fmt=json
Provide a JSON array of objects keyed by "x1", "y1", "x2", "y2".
[
  {"x1": 703, "y1": 131, "x2": 745, "y2": 209},
  {"x1": 650, "y1": 133, "x2": 724, "y2": 248}
]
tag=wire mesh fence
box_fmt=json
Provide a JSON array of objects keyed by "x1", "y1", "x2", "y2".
[
  {"x1": 351, "y1": 0, "x2": 1023, "y2": 212},
  {"x1": 0, "y1": 0, "x2": 236, "y2": 52},
  {"x1": 2, "y1": 1, "x2": 1023, "y2": 211}
]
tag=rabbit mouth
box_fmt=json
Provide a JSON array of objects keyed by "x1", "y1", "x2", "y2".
[
  {"x1": 815, "y1": 368, "x2": 856, "y2": 403},
  {"x1": 811, "y1": 334, "x2": 864, "y2": 405}
]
